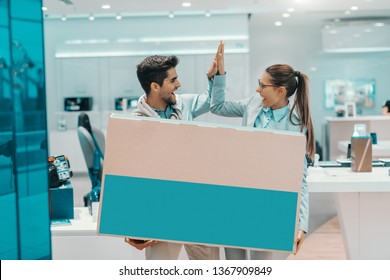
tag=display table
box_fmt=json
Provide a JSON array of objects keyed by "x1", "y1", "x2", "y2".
[
  {"x1": 51, "y1": 207, "x2": 147, "y2": 259},
  {"x1": 51, "y1": 207, "x2": 216, "y2": 259},
  {"x1": 308, "y1": 167, "x2": 390, "y2": 259}
]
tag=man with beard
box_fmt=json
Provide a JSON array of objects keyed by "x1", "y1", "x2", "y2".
[{"x1": 125, "y1": 45, "x2": 224, "y2": 260}]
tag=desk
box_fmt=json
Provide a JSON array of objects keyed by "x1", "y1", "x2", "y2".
[
  {"x1": 308, "y1": 167, "x2": 390, "y2": 259},
  {"x1": 51, "y1": 207, "x2": 146, "y2": 259},
  {"x1": 337, "y1": 140, "x2": 390, "y2": 159}
]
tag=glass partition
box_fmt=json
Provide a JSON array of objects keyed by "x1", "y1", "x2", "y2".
[{"x1": 0, "y1": 0, "x2": 51, "y2": 260}]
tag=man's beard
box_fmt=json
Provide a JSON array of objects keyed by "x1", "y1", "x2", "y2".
[{"x1": 162, "y1": 94, "x2": 176, "y2": 106}]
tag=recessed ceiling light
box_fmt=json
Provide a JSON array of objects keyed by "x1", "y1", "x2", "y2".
[
  {"x1": 168, "y1": 12, "x2": 175, "y2": 18},
  {"x1": 287, "y1": 8, "x2": 295, "y2": 13},
  {"x1": 350, "y1": 6, "x2": 359, "y2": 11},
  {"x1": 101, "y1": 4, "x2": 111, "y2": 9},
  {"x1": 61, "y1": 16, "x2": 67, "y2": 21},
  {"x1": 282, "y1": 13, "x2": 290, "y2": 18},
  {"x1": 205, "y1": 11, "x2": 211, "y2": 17},
  {"x1": 275, "y1": 21, "x2": 282, "y2": 26},
  {"x1": 374, "y1": 22, "x2": 385, "y2": 27},
  {"x1": 182, "y1": 2, "x2": 191, "y2": 7},
  {"x1": 89, "y1": 15, "x2": 95, "y2": 21},
  {"x1": 116, "y1": 15, "x2": 122, "y2": 20}
]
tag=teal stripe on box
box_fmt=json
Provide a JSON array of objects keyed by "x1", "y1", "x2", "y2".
[{"x1": 99, "y1": 175, "x2": 298, "y2": 252}]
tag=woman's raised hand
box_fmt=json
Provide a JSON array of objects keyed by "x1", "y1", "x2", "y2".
[
  {"x1": 216, "y1": 41, "x2": 224, "y2": 75},
  {"x1": 207, "y1": 41, "x2": 224, "y2": 78}
]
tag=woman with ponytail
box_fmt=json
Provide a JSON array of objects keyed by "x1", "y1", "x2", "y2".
[{"x1": 208, "y1": 43, "x2": 315, "y2": 260}]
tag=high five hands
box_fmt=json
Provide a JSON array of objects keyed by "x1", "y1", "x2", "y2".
[{"x1": 207, "y1": 41, "x2": 225, "y2": 79}]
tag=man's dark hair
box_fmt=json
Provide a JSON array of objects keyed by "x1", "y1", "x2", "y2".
[{"x1": 136, "y1": 55, "x2": 179, "y2": 94}]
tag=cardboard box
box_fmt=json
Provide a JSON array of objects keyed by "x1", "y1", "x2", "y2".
[
  {"x1": 98, "y1": 114, "x2": 305, "y2": 253},
  {"x1": 351, "y1": 136, "x2": 372, "y2": 172},
  {"x1": 49, "y1": 185, "x2": 74, "y2": 219}
]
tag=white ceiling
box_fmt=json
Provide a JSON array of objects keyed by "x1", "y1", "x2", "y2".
[{"x1": 43, "y1": 0, "x2": 390, "y2": 22}]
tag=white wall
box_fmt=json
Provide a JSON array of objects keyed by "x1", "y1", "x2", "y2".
[
  {"x1": 44, "y1": 15, "x2": 250, "y2": 132},
  {"x1": 248, "y1": 14, "x2": 390, "y2": 150}
]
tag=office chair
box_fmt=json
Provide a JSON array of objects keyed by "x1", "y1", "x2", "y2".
[{"x1": 77, "y1": 113, "x2": 105, "y2": 207}]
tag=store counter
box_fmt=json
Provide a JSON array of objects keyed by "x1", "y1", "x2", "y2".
[
  {"x1": 324, "y1": 116, "x2": 390, "y2": 160},
  {"x1": 308, "y1": 167, "x2": 390, "y2": 259},
  {"x1": 51, "y1": 207, "x2": 145, "y2": 260},
  {"x1": 337, "y1": 140, "x2": 390, "y2": 159}
]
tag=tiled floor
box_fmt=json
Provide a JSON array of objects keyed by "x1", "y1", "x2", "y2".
[{"x1": 287, "y1": 215, "x2": 346, "y2": 260}]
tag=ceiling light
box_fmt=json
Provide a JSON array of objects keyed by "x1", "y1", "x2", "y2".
[
  {"x1": 42, "y1": 7, "x2": 47, "y2": 11},
  {"x1": 275, "y1": 21, "x2": 282, "y2": 26},
  {"x1": 101, "y1": 5, "x2": 111, "y2": 9},
  {"x1": 182, "y1": 2, "x2": 191, "y2": 7},
  {"x1": 168, "y1": 12, "x2": 175, "y2": 18},
  {"x1": 329, "y1": 29, "x2": 338, "y2": 34},
  {"x1": 345, "y1": 11, "x2": 351, "y2": 15},
  {"x1": 61, "y1": 16, "x2": 67, "y2": 21},
  {"x1": 350, "y1": 6, "x2": 359, "y2": 11},
  {"x1": 374, "y1": 22, "x2": 385, "y2": 27},
  {"x1": 139, "y1": 35, "x2": 248, "y2": 43},
  {"x1": 205, "y1": 11, "x2": 211, "y2": 17},
  {"x1": 116, "y1": 14, "x2": 122, "y2": 20},
  {"x1": 282, "y1": 13, "x2": 290, "y2": 18},
  {"x1": 287, "y1": 8, "x2": 295, "y2": 13},
  {"x1": 89, "y1": 15, "x2": 95, "y2": 21},
  {"x1": 117, "y1": 38, "x2": 136, "y2": 43}
]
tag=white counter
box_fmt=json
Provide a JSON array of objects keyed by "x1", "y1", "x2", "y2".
[
  {"x1": 325, "y1": 116, "x2": 390, "y2": 160},
  {"x1": 308, "y1": 167, "x2": 390, "y2": 260},
  {"x1": 51, "y1": 207, "x2": 190, "y2": 260},
  {"x1": 308, "y1": 167, "x2": 390, "y2": 192},
  {"x1": 51, "y1": 207, "x2": 145, "y2": 260},
  {"x1": 337, "y1": 140, "x2": 390, "y2": 159}
]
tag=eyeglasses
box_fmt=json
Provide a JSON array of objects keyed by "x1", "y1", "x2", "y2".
[{"x1": 258, "y1": 79, "x2": 276, "y2": 90}]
